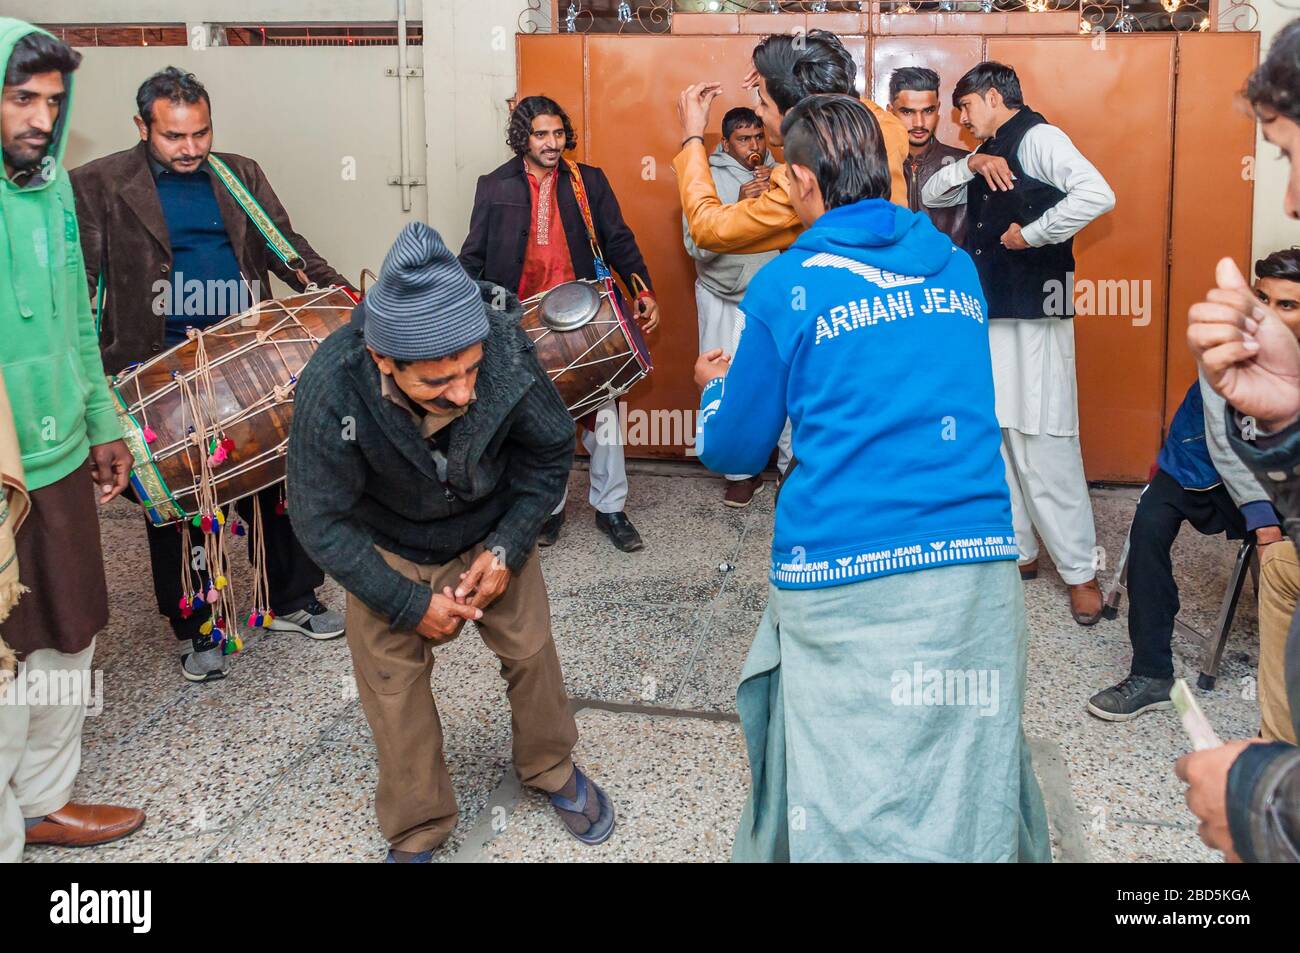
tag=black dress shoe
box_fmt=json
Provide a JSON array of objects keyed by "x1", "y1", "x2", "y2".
[
  {"x1": 538, "y1": 511, "x2": 565, "y2": 547},
  {"x1": 595, "y1": 511, "x2": 644, "y2": 552}
]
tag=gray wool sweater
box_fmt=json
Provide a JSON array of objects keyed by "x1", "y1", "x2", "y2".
[{"x1": 286, "y1": 282, "x2": 574, "y2": 631}]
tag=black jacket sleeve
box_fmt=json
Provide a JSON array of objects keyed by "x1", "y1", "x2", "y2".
[
  {"x1": 1222, "y1": 404, "x2": 1300, "y2": 863},
  {"x1": 589, "y1": 166, "x2": 653, "y2": 295},
  {"x1": 69, "y1": 166, "x2": 105, "y2": 309},
  {"x1": 1226, "y1": 741, "x2": 1300, "y2": 863},
  {"x1": 287, "y1": 350, "x2": 433, "y2": 631},
  {"x1": 481, "y1": 325, "x2": 575, "y2": 570},
  {"x1": 459, "y1": 174, "x2": 492, "y2": 281}
]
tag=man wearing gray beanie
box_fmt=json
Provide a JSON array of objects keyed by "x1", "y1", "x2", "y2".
[{"x1": 288, "y1": 222, "x2": 614, "y2": 861}]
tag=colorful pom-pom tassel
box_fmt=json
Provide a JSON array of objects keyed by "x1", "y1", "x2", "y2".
[
  {"x1": 205, "y1": 587, "x2": 218, "y2": 603},
  {"x1": 200, "y1": 515, "x2": 213, "y2": 533},
  {"x1": 222, "y1": 636, "x2": 235, "y2": 656},
  {"x1": 275, "y1": 500, "x2": 287, "y2": 516},
  {"x1": 215, "y1": 510, "x2": 226, "y2": 526},
  {"x1": 215, "y1": 575, "x2": 228, "y2": 590},
  {"x1": 233, "y1": 635, "x2": 244, "y2": 653},
  {"x1": 191, "y1": 514, "x2": 202, "y2": 528},
  {"x1": 221, "y1": 437, "x2": 235, "y2": 454},
  {"x1": 261, "y1": 611, "x2": 274, "y2": 629},
  {"x1": 199, "y1": 619, "x2": 213, "y2": 635},
  {"x1": 143, "y1": 425, "x2": 157, "y2": 444},
  {"x1": 192, "y1": 592, "x2": 205, "y2": 607},
  {"x1": 178, "y1": 597, "x2": 189, "y2": 612},
  {"x1": 247, "y1": 612, "x2": 258, "y2": 628}
]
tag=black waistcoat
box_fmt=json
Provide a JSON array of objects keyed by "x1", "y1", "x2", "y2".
[{"x1": 965, "y1": 107, "x2": 1074, "y2": 320}]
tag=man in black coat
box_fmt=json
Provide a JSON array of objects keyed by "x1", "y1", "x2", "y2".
[
  {"x1": 459, "y1": 95, "x2": 659, "y2": 553},
  {"x1": 288, "y1": 223, "x2": 615, "y2": 861}
]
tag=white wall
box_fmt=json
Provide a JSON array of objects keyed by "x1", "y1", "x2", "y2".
[
  {"x1": 7, "y1": 0, "x2": 538, "y2": 279},
  {"x1": 2, "y1": 1, "x2": 425, "y2": 25},
  {"x1": 64, "y1": 45, "x2": 429, "y2": 292},
  {"x1": 423, "y1": 0, "x2": 539, "y2": 250},
  {"x1": 1251, "y1": 2, "x2": 1299, "y2": 262}
]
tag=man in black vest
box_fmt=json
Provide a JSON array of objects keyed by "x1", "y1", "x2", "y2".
[{"x1": 922, "y1": 62, "x2": 1116, "y2": 625}]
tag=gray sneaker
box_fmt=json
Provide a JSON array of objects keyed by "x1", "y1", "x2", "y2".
[
  {"x1": 1087, "y1": 674, "x2": 1175, "y2": 722},
  {"x1": 181, "y1": 642, "x2": 228, "y2": 684},
  {"x1": 268, "y1": 599, "x2": 345, "y2": 640}
]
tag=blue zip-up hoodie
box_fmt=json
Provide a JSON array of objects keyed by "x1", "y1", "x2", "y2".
[{"x1": 696, "y1": 198, "x2": 1016, "y2": 590}]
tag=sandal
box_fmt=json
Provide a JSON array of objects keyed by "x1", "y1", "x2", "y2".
[{"x1": 550, "y1": 765, "x2": 615, "y2": 846}]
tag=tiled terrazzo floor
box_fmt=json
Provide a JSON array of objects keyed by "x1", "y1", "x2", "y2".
[{"x1": 20, "y1": 463, "x2": 1270, "y2": 863}]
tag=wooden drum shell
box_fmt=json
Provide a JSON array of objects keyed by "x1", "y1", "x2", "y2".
[{"x1": 112, "y1": 287, "x2": 355, "y2": 526}]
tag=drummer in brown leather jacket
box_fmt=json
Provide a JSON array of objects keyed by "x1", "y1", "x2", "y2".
[
  {"x1": 888, "y1": 67, "x2": 969, "y2": 247},
  {"x1": 69, "y1": 67, "x2": 352, "y2": 683}
]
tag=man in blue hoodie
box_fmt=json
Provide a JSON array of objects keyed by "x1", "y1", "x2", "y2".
[{"x1": 694, "y1": 94, "x2": 1049, "y2": 862}]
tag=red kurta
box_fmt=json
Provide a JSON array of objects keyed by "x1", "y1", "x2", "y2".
[{"x1": 517, "y1": 166, "x2": 577, "y2": 300}]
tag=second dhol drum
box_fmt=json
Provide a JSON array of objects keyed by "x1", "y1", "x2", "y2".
[{"x1": 519, "y1": 279, "x2": 653, "y2": 420}]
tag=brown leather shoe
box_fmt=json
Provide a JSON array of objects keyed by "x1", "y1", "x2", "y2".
[
  {"x1": 25, "y1": 802, "x2": 145, "y2": 847},
  {"x1": 1068, "y1": 579, "x2": 1104, "y2": 626},
  {"x1": 723, "y1": 476, "x2": 764, "y2": 508},
  {"x1": 1018, "y1": 559, "x2": 1038, "y2": 580}
]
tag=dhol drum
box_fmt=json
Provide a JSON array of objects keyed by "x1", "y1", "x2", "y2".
[
  {"x1": 111, "y1": 286, "x2": 356, "y2": 526},
  {"x1": 519, "y1": 279, "x2": 653, "y2": 420}
]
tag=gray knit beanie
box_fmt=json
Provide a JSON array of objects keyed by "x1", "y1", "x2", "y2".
[{"x1": 363, "y1": 222, "x2": 489, "y2": 361}]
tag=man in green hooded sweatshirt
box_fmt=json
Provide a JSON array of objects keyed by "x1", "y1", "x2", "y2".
[{"x1": 0, "y1": 20, "x2": 145, "y2": 860}]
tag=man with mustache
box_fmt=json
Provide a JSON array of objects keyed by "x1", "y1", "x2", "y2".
[
  {"x1": 460, "y1": 95, "x2": 658, "y2": 553},
  {"x1": 0, "y1": 18, "x2": 143, "y2": 859},
  {"x1": 288, "y1": 223, "x2": 614, "y2": 860},
  {"x1": 922, "y1": 61, "x2": 1116, "y2": 625},
  {"x1": 70, "y1": 68, "x2": 353, "y2": 683},
  {"x1": 888, "y1": 66, "x2": 968, "y2": 246}
]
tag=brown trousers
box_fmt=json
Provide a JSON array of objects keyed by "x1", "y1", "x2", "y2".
[
  {"x1": 1258, "y1": 540, "x2": 1298, "y2": 745},
  {"x1": 346, "y1": 543, "x2": 577, "y2": 852}
]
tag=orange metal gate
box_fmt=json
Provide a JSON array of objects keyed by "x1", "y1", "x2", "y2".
[{"x1": 516, "y1": 29, "x2": 1257, "y2": 482}]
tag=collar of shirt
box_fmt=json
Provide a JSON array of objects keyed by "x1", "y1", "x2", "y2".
[
  {"x1": 379, "y1": 371, "x2": 474, "y2": 439},
  {"x1": 905, "y1": 137, "x2": 940, "y2": 170},
  {"x1": 149, "y1": 153, "x2": 211, "y2": 180}
]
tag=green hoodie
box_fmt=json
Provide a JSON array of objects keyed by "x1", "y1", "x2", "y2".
[{"x1": 0, "y1": 18, "x2": 121, "y2": 491}]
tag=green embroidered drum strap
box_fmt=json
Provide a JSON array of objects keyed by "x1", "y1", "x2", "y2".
[
  {"x1": 110, "y1": 385, "x2": 185, "y2": 525},
  {"x1": 206, "y1": 154, "x2": 308, "y2": 276}
]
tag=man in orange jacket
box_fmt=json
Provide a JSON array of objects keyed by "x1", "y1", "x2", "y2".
[{"x1": 675, "y1": 30, "x2": 909, "y2": 256}]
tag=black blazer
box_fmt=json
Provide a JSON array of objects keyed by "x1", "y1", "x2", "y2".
[{"x1": 458, "y1": 155, "x2": 653, "y2": 298}]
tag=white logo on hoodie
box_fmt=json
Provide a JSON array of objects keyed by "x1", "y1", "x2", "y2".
[{"x1": 800, "y1": 252, "x2": 924, "y2": 289}]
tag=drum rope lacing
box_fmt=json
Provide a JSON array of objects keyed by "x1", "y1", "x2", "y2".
[
  {"x1": 121, "y1": 286, "x2": 350, "y2": 655},
  {"x1": 119, "y1": 288, "x2": 349, "y2": 509}
]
